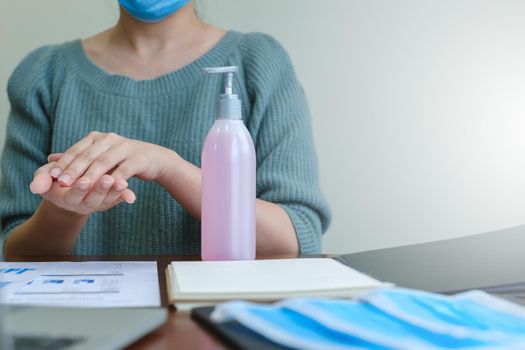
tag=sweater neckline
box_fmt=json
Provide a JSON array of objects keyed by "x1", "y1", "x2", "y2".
[{"x1": 64, "y1": 30, "x2": 241, "y2": 98}]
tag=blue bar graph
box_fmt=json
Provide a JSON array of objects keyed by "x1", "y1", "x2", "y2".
[
  {"x1": 73, "y1": 279, "x2": 95, "y2": 284},
  {"x1": 0, "y1": 267, "x2": 36, "y2": 275},
  {"x1": 43, "y1": 279, "x2": 64, "y2": 284}
]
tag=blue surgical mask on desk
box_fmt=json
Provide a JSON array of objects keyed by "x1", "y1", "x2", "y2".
[
  {"x1": 118, "y1": 0, "x2": 190, "y2": 23},
  {"x1": 212, "y1": 300, "x2": 389, "y2": 350},
  {"x1": 360, "y1": 288, "x2": 525, "y2": 341},
  {"x1": 212, "y1": 288, "x2": 525, "y2": 350}
]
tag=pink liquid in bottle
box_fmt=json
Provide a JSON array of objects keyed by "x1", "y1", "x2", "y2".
[
  {"x1": 201, "y1": 66, "x2": 256, "y2": 261},
  {"x1": 201, "y1": 120, "x2": 256, "y2": 260}
]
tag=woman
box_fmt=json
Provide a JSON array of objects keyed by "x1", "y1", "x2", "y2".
[{"x1": 0, "y1": 0, "x2": 331, "y2": 258}]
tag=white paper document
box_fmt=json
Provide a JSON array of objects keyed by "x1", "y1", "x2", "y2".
[
  {"x1": 168, "y1": 258, "x2": 387, "y2": 304},
  {"x1": 0, "y1": 261, "x2": 160, "y2": 307}
]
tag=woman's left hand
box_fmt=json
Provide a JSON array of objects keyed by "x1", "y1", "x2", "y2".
[{"x1": 48, "y1": 131, "x2": 174, "y2": 190}]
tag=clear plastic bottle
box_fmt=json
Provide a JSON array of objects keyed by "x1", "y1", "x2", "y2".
[{"x1": 201, "y1": 66, "x2": 256, "y2": 261}]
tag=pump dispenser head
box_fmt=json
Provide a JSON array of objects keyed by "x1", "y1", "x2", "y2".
[{"x1": 204, "y1": 66, "x2": 241, "y2": 120}]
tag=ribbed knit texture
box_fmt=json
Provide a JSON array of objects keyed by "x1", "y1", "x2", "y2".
[{"x1": 0, "y1": 31, "x2": 331, "y2": 255}]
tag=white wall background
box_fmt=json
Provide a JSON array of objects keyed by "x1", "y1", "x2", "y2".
[{"x1": 1, "y1": 0, "x2": 524, "y2": 254}]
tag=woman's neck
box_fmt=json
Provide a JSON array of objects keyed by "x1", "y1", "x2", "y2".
[
  {"x1": 110, "y1": 4, "x2": 204, "y2": 55},
  {"x1": 82, "y1": 4, "x2": 226, "y2": 80}
]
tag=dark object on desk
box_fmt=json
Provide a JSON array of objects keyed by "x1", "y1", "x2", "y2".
[
  {"x1": 5, "y1": 306, "x2": 167, "y2": 350},
  {"x1": 191, "y1": 306, "x2": 293, "y2": 350},
  {"x1": 480, "y1": 281, "x2": 525, "y2": 306},
  {"x1": 336, "y1": 224, "x2": 525, "y2": 303},
  {"x1": 14, "y1": 335, "x2": 83, "y2": 350}
]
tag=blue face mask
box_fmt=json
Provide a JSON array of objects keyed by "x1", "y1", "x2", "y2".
[
  {"x1": 360, "y1": 288, "x2": 525, "y2": 341},
  {"x1": 212, "y1": 289, "x2": 525, "y2": 350},
  {"x1": 118, "y1": 0, "x2": 191, "y2": 23},
  {"x1": 212, "y1": 300, "x2": 390, "y2": 350}
]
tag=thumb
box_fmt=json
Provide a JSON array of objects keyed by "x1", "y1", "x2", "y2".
[{"x1": 30, "y1": 163, "x2": 55, "y2": 194}]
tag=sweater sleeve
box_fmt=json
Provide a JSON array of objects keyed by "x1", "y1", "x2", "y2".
[
  {"x1": 0, "y1": 46, "x2": 56, "y2": 251},
  {"x1": 240, "y1": 33, "x2": 332, "y2": 253}
]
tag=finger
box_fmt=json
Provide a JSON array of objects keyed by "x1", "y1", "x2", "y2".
[
  {"x1": 101, "y1": 186, "x2": 136, "y2": 209},
  {"x1": 50, "y1": 133, "x2": 97, "y2": 179},
  {"x1": 62, "y1": 176, "x2": 92, "y2": 207},
  {"x1": 112, "y1": 179, "x2": 136, "y2": 203},
  {"x1": 47, "y1": 153, "x2": 63, "y2": 162},
  {"x1": 81, "y1": 175, "x2": 115, "y2": 209},
  {"x1": 57, "y1": 133, "x2": 122, "y2": 187},
  {"x1": 30, "y1": 163, "x2": 56, "y2": 194},
  {"x1": 110, "y1": 156, "x2": 146, "y2": 183},
  {"x1": 120, "y1": 189, "x2": 136, "y2": 204},
  {"x1": 77, "y1": 142, "x2": 131, "y2": 187},
  {"x1": 100, "y1": 185, "x2": 125, "y2": 208},
  {"x1": 114, "y1": 178, "x2": 128, "y2": 192}
]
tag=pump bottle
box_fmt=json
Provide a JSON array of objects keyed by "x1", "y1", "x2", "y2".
[{"x1": 201, "y1": 66, "x2": 256, "y2": 261}]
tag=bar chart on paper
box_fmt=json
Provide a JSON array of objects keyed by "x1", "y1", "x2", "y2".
[
  {"x1": 0, "y1": 261, "x2": 160, "y2": 307},
  {"x1": 16, "y1": 277, "x2": 122, "y2": 294}
]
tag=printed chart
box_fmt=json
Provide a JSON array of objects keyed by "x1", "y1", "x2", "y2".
[{"x1": 0, "y1": 261, "x2": 160, "y2": 307}]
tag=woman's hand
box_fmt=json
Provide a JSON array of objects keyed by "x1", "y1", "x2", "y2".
[
  {"x1": 30, "y1": 161, "x2": 136, "y2": 216},
  {"x1": 47, "y1": 131, "x2": 174, "y2": 190}
]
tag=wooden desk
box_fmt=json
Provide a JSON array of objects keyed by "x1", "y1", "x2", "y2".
[
  {"x1": 8, "y1": 224, "x2": 525, "y2": 348},
  {"x1": 6, "y1": 254, "x2": 299, "y2": 350}
]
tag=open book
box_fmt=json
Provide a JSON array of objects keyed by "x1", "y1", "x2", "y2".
[{"x1": 166, "y1": 258, "x2": 388, "y2": 307}]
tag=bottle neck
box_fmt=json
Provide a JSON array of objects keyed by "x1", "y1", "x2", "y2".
[{"x1": 216, "y1": 94, "x2": 241, "y2": 120}]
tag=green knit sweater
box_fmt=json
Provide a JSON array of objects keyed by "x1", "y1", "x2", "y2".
[{"x1": 0, "y1": 31, "x2": 331, "y2": 255}]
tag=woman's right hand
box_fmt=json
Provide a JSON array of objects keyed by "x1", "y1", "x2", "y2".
[{"x1": 29, "y1": 160, "x2": 136, "y2": 216}]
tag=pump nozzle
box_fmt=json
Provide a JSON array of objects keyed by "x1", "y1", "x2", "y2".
[
  {"x1": 204, "y1": 66, "x2": 241, "y2": 120},
  {"x1": 204, "y1": 66, "x2": 239, "y2": 95}
]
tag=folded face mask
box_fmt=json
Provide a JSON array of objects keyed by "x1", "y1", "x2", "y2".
[
  {"x1": 211, "y1": 289, "x2": 525, "y2": 350},
  {"x1": 280, "y1": 298, "x2": 497, "y2": 349},
  {"x1": 360, "y1": 288, "x2": 525, "y2": 340},
  {"x1": 212, "y1": 301, "x2": 388, "y2": 350}
]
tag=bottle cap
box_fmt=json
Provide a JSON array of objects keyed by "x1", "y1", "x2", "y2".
[{"x1": 204, "y1": 66, "x2": 241, "y2": 120}]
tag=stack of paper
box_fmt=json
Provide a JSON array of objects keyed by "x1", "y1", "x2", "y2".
[{"x1": 166, "y1": 258, "x2": 387, "y2": 307}]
